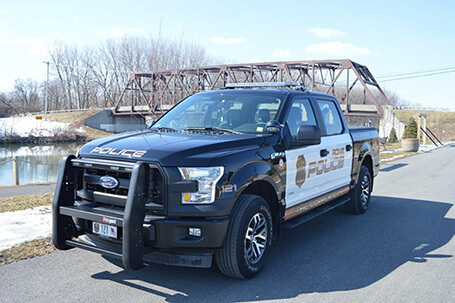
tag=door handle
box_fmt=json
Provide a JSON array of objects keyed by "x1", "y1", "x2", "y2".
[
  {"x1": 346, "y1": 144, "x2": 352, "y2": 151},
  {"x1": 320, "y1": 149, "x2": 330, "y2": 157}
]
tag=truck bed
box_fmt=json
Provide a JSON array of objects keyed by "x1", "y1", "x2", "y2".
[{"x1": 349, "y1": 126, "x2": 379, "y2": 142}]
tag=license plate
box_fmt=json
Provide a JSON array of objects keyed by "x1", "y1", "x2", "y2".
[{"x1": 92, "y1": 222, "x2": 117, "y2": 238}]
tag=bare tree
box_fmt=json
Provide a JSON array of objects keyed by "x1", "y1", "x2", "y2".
[
  {"x1": 0, "y1": 92, "x2": 16, "y2": 117},
  {"x1": 5, "y1": 34, "x2": 218, "y2": 113},
  {"x1": 46, "y1": 79, "x2": 65, "y2": 110},
  {"x1": 10, "y1": 79, "x2": 41, "y2": 113}
]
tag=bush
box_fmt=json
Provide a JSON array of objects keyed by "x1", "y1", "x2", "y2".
[
  {"x1": 388, "y1": 127, "x2": 398, "y2": 143},
  {"x1": 402, "y1": 117, "x2": 418, "y2": 139}
]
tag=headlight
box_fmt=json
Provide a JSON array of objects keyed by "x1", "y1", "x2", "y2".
[{"x1": 178, "y1": 167, "x2": 224, "y2": 204}]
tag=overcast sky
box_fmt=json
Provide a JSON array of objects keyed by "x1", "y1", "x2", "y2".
[{"x1": 1, "y1": 0, "x2": 454, "y2": 108}]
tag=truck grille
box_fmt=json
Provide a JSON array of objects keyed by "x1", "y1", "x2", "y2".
[
  {"x1": 72, "y1": 158, "x2": 165, "y2": 213},
  {"x1": 85, "y1": 169, "x2": 130, "y2": 196}
]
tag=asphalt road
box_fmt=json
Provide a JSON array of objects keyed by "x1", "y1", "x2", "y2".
[
  {"x1": 1, "y1": 145, "x2": 455, "y2": 303},
  {"x1": 0, "y1": 183, "x2": 55, "y2": 198}
]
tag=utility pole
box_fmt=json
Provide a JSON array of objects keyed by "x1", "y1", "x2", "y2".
[{"x1": 43, "y1": 61, "x2": 50, "y2": 120}]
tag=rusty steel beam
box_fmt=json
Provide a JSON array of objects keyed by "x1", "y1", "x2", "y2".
[{"x1": 112, "y1": 59, "x2": 390, "y2": 117}]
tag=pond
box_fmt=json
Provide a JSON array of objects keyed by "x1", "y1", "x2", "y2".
[{"x1": 0, "y1": 143, "x2": 83, "y2": 186}]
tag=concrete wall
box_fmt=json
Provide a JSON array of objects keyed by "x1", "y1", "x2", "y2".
[
  {"x1": 379, "y1": 107, "x2": 406, "y2": 140},
  {"x1": 84, "y1": 109, "x2": 146, "y2": 133}
]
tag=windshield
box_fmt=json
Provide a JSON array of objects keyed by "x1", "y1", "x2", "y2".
[{"x1": 152, "y1": 91, "x2": 284, "y2": 134}]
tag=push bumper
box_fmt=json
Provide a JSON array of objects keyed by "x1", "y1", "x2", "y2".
[{"x1": 52, "y1": 155, "x2": 229, "y2": 270}]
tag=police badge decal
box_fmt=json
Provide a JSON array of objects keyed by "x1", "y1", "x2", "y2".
[{"x1": 295, "y1": 155, "x2": 306, "y2": 188}]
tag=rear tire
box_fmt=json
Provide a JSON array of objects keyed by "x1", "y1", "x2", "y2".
[
  {"x1": 215, "y1": 194, "x2": 273, "y2": 279},
  {"x1": 344, "y1": 165, "x2": 372, "y2": 214}
]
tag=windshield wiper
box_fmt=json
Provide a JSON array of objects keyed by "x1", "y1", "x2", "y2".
[
  {"x1": 186, "y1": 127, "x2": 242, "y2": 135},
  {"x1": 152, "y1": 126, "x2": 178, "y2": 132}
]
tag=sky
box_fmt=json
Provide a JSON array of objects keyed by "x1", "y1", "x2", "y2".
[{"x1": 0, "y1": 0, "x2": 454, "y2": 109}]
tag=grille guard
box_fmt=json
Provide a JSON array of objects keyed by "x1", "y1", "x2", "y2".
[{"x1": 52, "y1": 154, "x2": 150, "y2": 270}]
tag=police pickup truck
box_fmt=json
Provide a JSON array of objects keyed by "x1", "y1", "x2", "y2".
[{"x1": 53, "y1": 82, "x2": 379, "y2": 279}]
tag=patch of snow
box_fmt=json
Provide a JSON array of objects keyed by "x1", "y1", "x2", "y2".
[
  {"x1": 0, "y1": 117, "x2": 75, "y2": 138},
  {"x1": 418, "y1": 144, "x2": 438, "y2": 153},
  {"x1": 381, "y1": 154, "x2": 408, "y2": 163},
  {"x1": 0, "y1": 206, "x2": 52, "y2": 250},
  {"x1": 381, "y1": 142, "x2": 454, "y2": 163}
]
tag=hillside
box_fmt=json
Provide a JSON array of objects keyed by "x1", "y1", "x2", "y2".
[
  {"x1": 393, "y1": 110, "x2": 455, "y2": 142},
  {"x1": 33, "y1": 110, "x2": 111, "y2": 140}
]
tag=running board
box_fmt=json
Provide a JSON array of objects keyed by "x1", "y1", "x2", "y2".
[{"x1": 283, "y1": 196, "x2": 350, "y2": 229}]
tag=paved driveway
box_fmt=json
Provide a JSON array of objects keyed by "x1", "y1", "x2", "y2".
[{"x1": 1, "y1": 145, "x2": 454, "y2": 302}]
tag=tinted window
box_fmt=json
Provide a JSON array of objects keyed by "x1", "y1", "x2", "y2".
[
  {"x1": 285, "y1": 98, "x2": 316, "y2": 137},
  {"x1": 152, "y1": 92, "x2": 284, "y2": 134},
  {"x1": 317, "y1": 100, "x2": 343, "y2": 135}
]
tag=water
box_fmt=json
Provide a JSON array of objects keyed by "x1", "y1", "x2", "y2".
[{"x1": 0, "y1": 143, "x2": 83, "y2": 186}]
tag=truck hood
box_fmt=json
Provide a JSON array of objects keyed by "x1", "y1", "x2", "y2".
[{"x1": 79, "y1": 130, "x2": 265, "y2": 166}]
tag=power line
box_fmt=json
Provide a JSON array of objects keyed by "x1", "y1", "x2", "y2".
[
  {"x1": 375, "y1": 65, "x2": 455, "y2": 79},
  {"x1": 331, "y1": 66, "x2": 455, "y2": 86},
  {"x1": 378, "y1": 69, "x2": 455, "y2": 83}
]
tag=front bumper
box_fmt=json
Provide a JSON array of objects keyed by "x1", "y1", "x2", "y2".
[{"x1": 52, "y1": 155, "x2": 229, "y2": 269}]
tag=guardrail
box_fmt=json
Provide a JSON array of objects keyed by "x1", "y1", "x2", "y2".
[
  {"x1": 0, "y1": 156, "x2": 60, "y2": 185},
  {"x1": 23, "y1": 107, "x2": 109, "y2": 116}
]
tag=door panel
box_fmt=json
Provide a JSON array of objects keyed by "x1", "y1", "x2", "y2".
[
  {"x1": 285, "y1": 144, "x2": 322, "y2": 208},
  {"x1": 285, "y1": 134, "x2": 352, "y2": 208}
]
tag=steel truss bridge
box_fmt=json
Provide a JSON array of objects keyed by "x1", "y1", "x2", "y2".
[{"x1": 113, "y1": 59, "x2": 390, "y2": 117}]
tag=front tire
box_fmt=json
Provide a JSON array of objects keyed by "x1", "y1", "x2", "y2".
[
  {"x1": 344, "y1": 165, "x2": 372, "y2": 214},
  {"x1": 215, "y1": 194, "x2": 273, "y2": 279}
]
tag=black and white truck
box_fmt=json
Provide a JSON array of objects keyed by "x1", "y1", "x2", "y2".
[{"x1": 53, "y1": 82, "x2": 380, "y2": 279}]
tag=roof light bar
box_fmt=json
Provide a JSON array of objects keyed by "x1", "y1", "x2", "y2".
[{"x1": 225, "y1": 82, "x2": 305, "y2": 90}]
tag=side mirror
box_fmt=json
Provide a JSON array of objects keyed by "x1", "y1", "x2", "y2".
[
  {"x1": 265, "y1": 120, "x2": 284, "y2": 133},
  {"x1": 146, "y1": 120, "x2": 156, "y2": 129},
  {"x1": 296, "y1": 125, "x2": 321, "y2": 145}
]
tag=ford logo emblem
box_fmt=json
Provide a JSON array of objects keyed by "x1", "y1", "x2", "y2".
[{"x1": 99, "y1": 176, "x2": 119, "y2": 189}]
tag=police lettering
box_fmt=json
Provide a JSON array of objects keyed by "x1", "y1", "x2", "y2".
[
  {"x1": 307, "y1": 148, "x2": 345, "y2": 178},
  {"x1": 90, "y1": 147, "x2": 146, "y2": 158}
]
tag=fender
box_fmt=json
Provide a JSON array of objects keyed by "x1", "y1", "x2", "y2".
[
  {"x1": 353, "y1": 141, "x2": 373, "y2": 184},
  {"x1": 219, "y1": 160, "x2": 282, "y2": 201}
]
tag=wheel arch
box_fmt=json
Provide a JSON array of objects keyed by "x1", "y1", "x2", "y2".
[
  {"x1": 225, "y1": 161, "x2": 283, "y2": 241},
  {"x1": 354, "y1": 140, "x2": 375, "y2": 185},
  {"x1": 240, "y1": 180, "x2": 281, "y2": 240},
  {"x1": 357, "y1": 153, "x2": 374, "y2": 193},
  {"x1": 361, "y1": 154, "x2": 373, "y2": 175}
]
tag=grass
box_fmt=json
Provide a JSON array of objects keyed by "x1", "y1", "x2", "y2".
[
  {"x1": 380, "y1": 150, "x2": 417, "y2": 162},
  {"x1": 0, "y1": 237, "x2": 56, "y2": 266},
  {"x1": 393, "y1": 110, "x2": 455, "y2": 142},
  {"x1": 31, "y1": 110, "x2": 111, "y2": 139},
  {"x1": 379, "y1": 142, "x2": 417, "y2": 162},
  {"x1": 0, "y1": 193, "x2": 53, "y2": 213},
  {"x1": 381, "y1": 142, "x2": 401, "y2": 150}
]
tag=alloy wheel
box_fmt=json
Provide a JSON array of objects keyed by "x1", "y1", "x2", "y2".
[{"x1": 244, "y1": 213, "x2": 268, "y2": 264}]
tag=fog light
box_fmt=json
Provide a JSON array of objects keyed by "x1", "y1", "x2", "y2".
[{"x1": 189, "y1": 227, "x2": 201, "y2": 237}]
